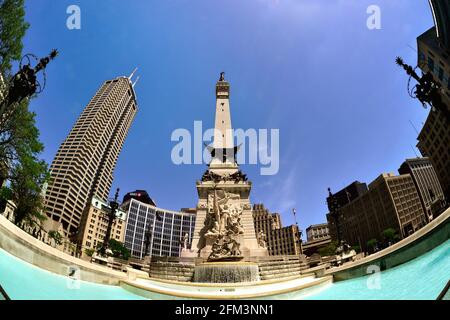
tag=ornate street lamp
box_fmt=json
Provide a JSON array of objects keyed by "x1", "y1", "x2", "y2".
[
  {"x1": 327, "y1": 188, "x2": 342, "y2": 246},
  {"x1": 143, "y1": 212, "x2": 163, "y2": 258},
  {"x1": 0, "y1": 49, "x2": 58, "y2": 121},
  {"x1": 292, "y1": 208, "x2": 304, "y2": 256},
  {"x1": 98, "y1": 188, "x2": 120, "y2": 256},
  {"x1": 395, "y1": 56, "x2": 449, "y2": 121},
  {"x1": 144, "y1": 230, "x2": 151, "y2": 257}
]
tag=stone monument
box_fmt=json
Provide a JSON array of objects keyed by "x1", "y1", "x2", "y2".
[{"x1": 183, "y1": 73, "x2": 268, "y2": 263}]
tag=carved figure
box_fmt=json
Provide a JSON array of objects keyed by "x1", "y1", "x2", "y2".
[{"x1": 258, "y1": 230, "x2": 267, "y2": 248}]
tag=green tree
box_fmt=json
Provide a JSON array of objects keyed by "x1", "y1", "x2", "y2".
[
  {"x1": 367, "y1": 238, "x2": 378, "y2": 253},
  {"x1": 0, "y1": 0, "x2": 30, "y2": 76},
  {"x1": 381, "y1": 228, "x2": 397, "y2": 245},
  {"x1": 0, "y1": 100, "x2": 45, "y2": 168},
  {"x1": 108, "y1": 239, "x2": 131, "y2": 260},
  {"x1": 0, "y1": 184, "x2": 11, "y2": 211},
  {"x1": 84, "y1": 248, "x2": 95, "y2": 257},
  {"x1": 318, "y1": 240, "x2": 338, "y2": 257},
  {"x1": 10, "y1": 152, "x2": 48, "y2": 225},
  {"x1": 48, "y1": 230, "x2": 63, "y2": 246},
  {"x1": 0, "y1": 0, "x2": 49, "y2": 226}
]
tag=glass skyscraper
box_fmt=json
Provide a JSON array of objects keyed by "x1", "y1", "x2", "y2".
[{"x1": 123, "y1": 198, "x2": 196, "y2": 259}]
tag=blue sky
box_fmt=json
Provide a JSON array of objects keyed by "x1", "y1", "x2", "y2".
[{"x1": 23, "y1": 0, "x2": 432, "y2": 239}]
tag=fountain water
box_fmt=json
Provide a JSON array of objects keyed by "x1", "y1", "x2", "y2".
[{"x1": 193, "y1": 262, "x2": 260, "y2": 283}]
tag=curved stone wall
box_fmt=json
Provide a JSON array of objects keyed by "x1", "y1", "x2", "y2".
[{"x1": 0, "y1": 215, "x2": 128, "y2": 285}]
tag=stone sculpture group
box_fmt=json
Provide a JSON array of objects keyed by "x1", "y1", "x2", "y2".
[{"x1": 205, "y1": 189, "x2": 245, "y2": 261}]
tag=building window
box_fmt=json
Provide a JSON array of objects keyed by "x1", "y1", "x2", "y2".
[
  {"x1": 427, "y1": 57, "x2": 434, "y2": 72},
  {"x1": 438, "y1": 67, "x2": 444, "y2": 81}
]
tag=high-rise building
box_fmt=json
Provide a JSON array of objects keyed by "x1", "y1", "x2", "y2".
[
  {"x1": 326, "y1": 181, "x2": 368, "y2": 241},
  {"x1": 399, "y1": 157, "x2": 446, "y2": 220},
  {"x1": 416, "y1": 109, "x2": 450, "y2": 201},
  {"x1": 44, "y1": 74, "x2": 138, "y2": 235},
  {"x1": 306, "y1": 223, "x2": 330, "y2": 242},
  {"x1": 78, "y1": 196, "x2": 127, "y2": 258},
  {"x1": 270, "y1": 225, "x2": 302, "y2": 256},
  {"x1": 416, "y1": 2, "x2": 450, "y2": 201},
  {"x1": 252, "y1": 204, "x2": 281, "y2": 255},
  {"x1": 326, "y1": 181, "x2": 368, "y2": 208},
  {"x1": 328, "y1": 173, "x2": 427, "y2": 252},
  {"x1": 252, "y1": 204, "x2": 301, "y2": 256},
  {"x1": 253, "y1": 204, "x2": 282, "y2": 234},
  {"x1": 122, "y1": 198, "x2": 196, "y2": 259},
  {"x1": 428, "y1": 0, "x2": 450, "y2": 49},
  {"x1": 122, "y1": 190, "x2": 156, "y2": 206}
]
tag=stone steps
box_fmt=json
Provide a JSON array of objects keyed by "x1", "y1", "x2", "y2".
[
  {"x1": 258, "y1": 259, "x2": 309, "y2": 281},
  {"x1": 260, "y1": 271, "x2": 301, "y2": 280},
  {"x1": 149, "y1": 269, "x2": 193, "y2": 275},
  {"x1": 259, "y1": 267, "x2": 303, "y2": 275},
  {"x1": 150, "y1": 264, "x2": 195, "y2": 271},
  {"x1": 149, "y1": 262, "x2": 195, "y2": 282},
  {"x1": 150, "y1": 274, "x2": 193, "y2": 282},
  {"x1": 259, "y1": 260, "x2": 301, "y2": 267}
]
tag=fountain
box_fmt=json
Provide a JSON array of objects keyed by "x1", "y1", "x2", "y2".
[{"x1": 193, "y1": 262, "x2": 260, "y2": 283}]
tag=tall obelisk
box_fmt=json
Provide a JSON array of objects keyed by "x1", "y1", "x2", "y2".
[{"x1": 186, "y1": 73, "x2": 268, "y2": 260}]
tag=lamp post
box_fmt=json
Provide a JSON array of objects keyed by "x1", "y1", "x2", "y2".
[
  {"x1": 327, "y1": 188, "x2": 342, "y2": 247},
  {"x1": 395, "y1": 56, "x2": 449, "y2": 122},
  {"x1": 144, "y1": 222, "x2": 154, "y2": 258},
  {"x1": 98, "y1": 188, "x2": 120, "y2": 257},
  {"x1": 0, "y1": 49, "x2": 58, "y2": 122},
  {"x1": 144, "y1": 213, "x2": 162, "y2": 272},
  {"x1": 292, "y1": 208, "x2": 303, "y2": 256}
]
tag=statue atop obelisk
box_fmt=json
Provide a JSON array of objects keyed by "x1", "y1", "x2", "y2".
[{"x1": 185, "y1": 73, "x2": 268, "y2": 260}]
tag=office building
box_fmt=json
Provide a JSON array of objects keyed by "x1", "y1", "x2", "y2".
[
  {"x1": 326, "y1": 181, "x2": 368, "y2": 241},
  {"x1": 252, "y1": 204, "x2": 301, "y2": 256},
  {"x1": 306, "y1": 223, "x2": 330, "y2": 242},
  {"x1": 253, "y1": 203, "x2": 282, "y2": 242},
  {"x1": 416, "y1": 3, "x2": 450, "y2": 201},
  {"x1": 78, "y1": 196, "x2": 127, "y2": 257},
  {"x1": 328, "y1": 173, "x2": 427, "y2": 252},
  {"x1": 270, "y1": 225, "x2": 302, "y2": 256},
  {"x1": 122, "y1": 190, "x2": 156, "y2": 206},
  {"x1": 428, "y1": 0, "x2": 450, "y2": 49},
  {"x1": 123, "y1": 198, "x2": 196, "y2": 259},
  {"x1": 44, "y1": 74, "x2": 138, "y2": 235},
  {"x1": 399, "y1": 157, "x2": 446, "y2": 220}
]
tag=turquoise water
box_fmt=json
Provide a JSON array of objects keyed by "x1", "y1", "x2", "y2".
[
  {"x1": 0, "y1": 239, "x2": 449, "y2": 300},
  {"x1": 0, "y1": 249, "x2": 145, "y2": 300},
  {"x1": 303, "y1": 239, "x2": 450, "y2": 300}
]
